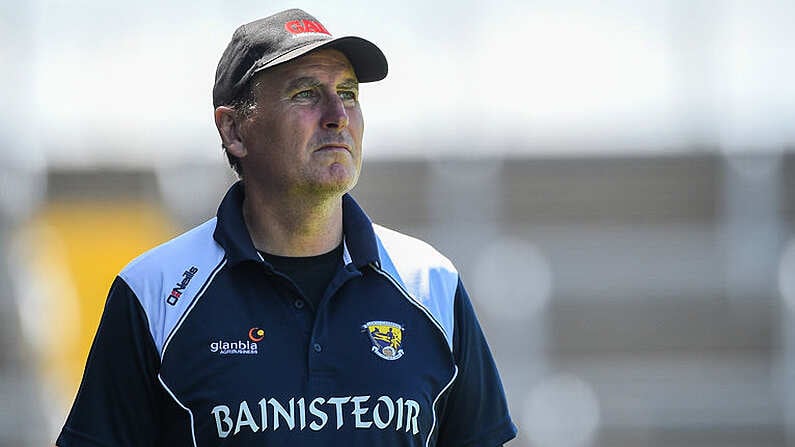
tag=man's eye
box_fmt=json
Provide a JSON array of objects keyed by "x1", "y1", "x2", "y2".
[
  {"x1": 339, "y1": 90, "x2": 357, "y2": 101},
  {"x1": 293, "y1": 90, "x2": 315, "y2": 99}
]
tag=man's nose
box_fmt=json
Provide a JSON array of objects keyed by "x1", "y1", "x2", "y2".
[{"x1": 322, "y1": 94, "x2": 349, "y2": 130}]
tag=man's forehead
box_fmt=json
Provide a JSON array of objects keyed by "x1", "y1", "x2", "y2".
[{"x1": 265, "y1": 48, "x2": 357, "y2": 84}]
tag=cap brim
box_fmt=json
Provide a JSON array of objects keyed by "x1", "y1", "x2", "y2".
[{"x1": 254, "y1": 36, "x2": 388, "y2": 83}]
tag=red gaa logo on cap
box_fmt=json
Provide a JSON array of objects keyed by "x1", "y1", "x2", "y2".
[{"x1": 284, "y1": 19, "x2": 331, "y2": 36}]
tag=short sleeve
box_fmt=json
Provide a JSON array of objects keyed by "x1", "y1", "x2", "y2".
[
  {"x1": 56, "y1": 276, "x2": 164, "y2": 447},
  {"x1": 435, "y1": 279, "x2": 517, "y2": 447}
]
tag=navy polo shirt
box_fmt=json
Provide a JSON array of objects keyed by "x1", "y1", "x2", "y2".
[{"x1": 57, "y1": 182, "x2": 517, "y2": 447}]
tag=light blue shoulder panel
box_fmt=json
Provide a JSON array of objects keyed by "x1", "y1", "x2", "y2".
[
  {"x1": 372, "y1": 224, "x2": 459, "y2": 351},
  {"x1": 118, "y1": 217, "x2": 226, "y2": 357}
]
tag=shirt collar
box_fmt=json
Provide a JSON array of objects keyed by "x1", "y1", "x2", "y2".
[{"x1": 213, "y1": 181, "x2": 379, "y2": 268}]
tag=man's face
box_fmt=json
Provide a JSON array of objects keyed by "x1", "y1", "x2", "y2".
[{"x1": 236, "y1": 48, "x2": 363, "y2": 199}]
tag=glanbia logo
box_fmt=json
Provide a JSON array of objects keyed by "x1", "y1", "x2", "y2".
[
  {"x1": 209, "y1": 327, "x2": 263, "y2": 355},
  {"x1": 249, "y1": 327, "x2": 265, "y2": 342}
]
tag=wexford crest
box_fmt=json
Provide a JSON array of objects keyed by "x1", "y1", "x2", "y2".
[{"x1": 363, "y1": 321, "x2": 404, "y2": 360}]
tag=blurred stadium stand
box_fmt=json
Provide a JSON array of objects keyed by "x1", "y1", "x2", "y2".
[
  {"x1": 2, "y1": 151, "x2": 792, "y2": 446},
  {"x1": 355, "y1": 153, "x2": 791, "y2": 447}
]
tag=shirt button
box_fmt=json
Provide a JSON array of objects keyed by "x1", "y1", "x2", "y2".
[
  {"x1": 294, "y1": 300, "x2": 305, "y2": 309},
  {"x1": 313, "y1": 343, "x2": 322, "y2": 353}
]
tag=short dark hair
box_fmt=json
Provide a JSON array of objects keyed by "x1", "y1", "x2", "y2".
[{"x1": 221, "y1": 79, "x2": 259, "y2": 177}]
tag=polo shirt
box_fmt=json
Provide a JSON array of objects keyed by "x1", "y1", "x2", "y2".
[{"x1": 57, "y1": 181, "x2": 517, "y2": 447}]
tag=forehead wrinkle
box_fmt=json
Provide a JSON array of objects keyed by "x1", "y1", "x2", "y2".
[
  {"x1": 285, "y1": 76, "x2": 321, "y2": 92},
  {"x1": 281, "y1": 49, "x2": 356, "y2": 78},
  {"x1": 280, "y1": 75, "x2": 357, "y2": 95},
  {"x1": 287, "y1": 63, "x2": 357, "y2": 83}
]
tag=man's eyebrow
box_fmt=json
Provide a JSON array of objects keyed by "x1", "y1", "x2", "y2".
[
  {"x1": 285, "y1": 77, "x2": 321, "y2": 92},
  {"x1": 337, "y1": 78, "x2": 359, "y2": 90}
]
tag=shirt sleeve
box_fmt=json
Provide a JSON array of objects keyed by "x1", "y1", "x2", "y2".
[
  {"x1": 56, "y1": 276, "x2": 164, "y2": 447},
  {"x1": 435, "y1": 279, "x2": 518, "y2": 447}
]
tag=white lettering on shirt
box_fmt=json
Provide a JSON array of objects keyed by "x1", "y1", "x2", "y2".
[{"x1": 211, "y1": 394, "x2": 422, "y2": 438}]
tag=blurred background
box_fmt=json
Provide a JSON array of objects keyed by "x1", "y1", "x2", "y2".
[{"x1": 1, "y1": 0, "x2": 794, "y2": 446}]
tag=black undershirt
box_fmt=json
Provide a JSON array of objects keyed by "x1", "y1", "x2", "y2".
[{"x1": 259, "y1": 243, "x2": 344, "y2": 310}]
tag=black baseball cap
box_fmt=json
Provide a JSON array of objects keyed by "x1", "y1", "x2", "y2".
[{"x1": 213, "y1": 9, "x2": 388, "y2": 108}]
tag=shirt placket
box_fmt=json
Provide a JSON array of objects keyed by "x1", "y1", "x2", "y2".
[{"x1": 306, "y1": 264, "x2": 362, "y2": 387}]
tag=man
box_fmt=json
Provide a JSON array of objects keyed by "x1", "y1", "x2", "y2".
[{"x1": 56, "y1": 9, "x2": 516, "y2": 447}]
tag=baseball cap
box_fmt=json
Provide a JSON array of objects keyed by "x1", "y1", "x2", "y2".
[{"x1": 213, "y1": 9, "x2": 388, "y2": 108}]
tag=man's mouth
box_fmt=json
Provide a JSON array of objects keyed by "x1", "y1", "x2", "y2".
[{"x1": 316, "y1": 144, "x2": 350, "y2": 153}]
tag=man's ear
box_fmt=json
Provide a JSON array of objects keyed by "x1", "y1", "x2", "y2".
[{"x1": 215, "y1": 106, "x2": 247, "y2": 159}]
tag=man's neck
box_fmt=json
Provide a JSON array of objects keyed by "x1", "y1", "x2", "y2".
[{"x1": 241, "y1": 185, "x2": 344, "y2": 257}]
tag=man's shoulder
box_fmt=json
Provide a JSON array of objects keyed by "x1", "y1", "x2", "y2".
[
  {"x1": 371, "y1": 223, "x2": 457, "y2": 275},
  {"x1": 108, "y1": 218, "x2": 226, "y2": 354},
  {"x1": 371, "y1": 223, "x2": 460, "y2": 349},
  {"x1": 119, "y1": 217, "x2": 224, "y2": 288}
]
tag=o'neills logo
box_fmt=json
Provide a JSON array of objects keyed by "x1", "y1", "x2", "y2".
[
  {"x1": 166, "y1": 266, "x2": 198, "y2": 306},
  {"x1": 211, "y1": 395, "x2": 421, "y2": 438},
  {"x1": 284, "y1": 19, "x2": 330, "y2": 36},
  {"x1": 210, "y1": 339, "x2": 258, "y2": 355}
]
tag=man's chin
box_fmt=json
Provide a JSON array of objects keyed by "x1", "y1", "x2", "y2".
[{"x1": 304, "y1": 176, "x2": 358, "y2": 199}]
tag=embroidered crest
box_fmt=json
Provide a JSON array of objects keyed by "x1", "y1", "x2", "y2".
[{"x1": 363, "y1": 321, "x2": 404, "y2": 360}]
